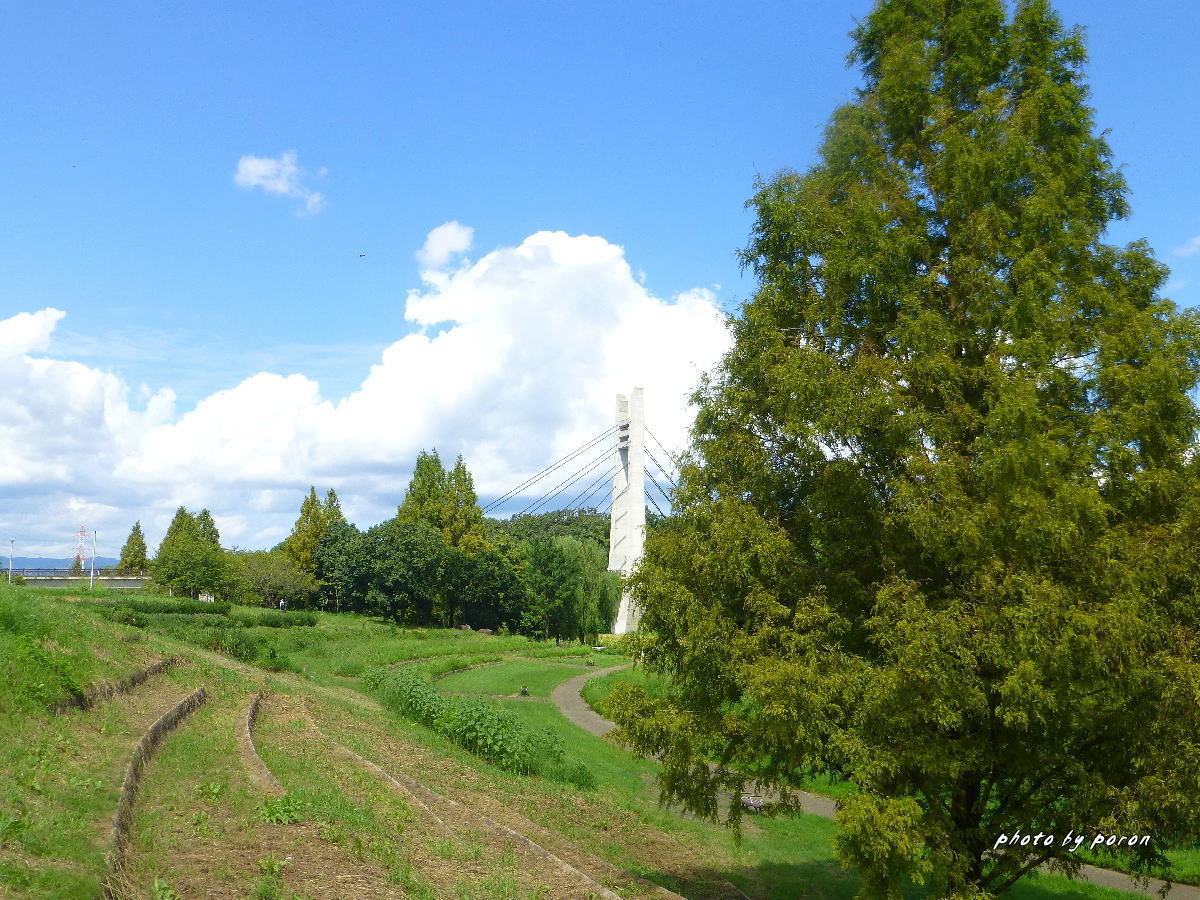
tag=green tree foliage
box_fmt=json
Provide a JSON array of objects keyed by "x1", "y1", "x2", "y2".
[
  {"x1": 117, "y1": 521, "x2": 149, "y2": 570},
  {"x1": 488, "y1": 508, "x2": 610, "y2": 551},
  {"x1": 195, "y1": 508, "x2": 221, "y2": 547},
  {"x1": 397, "y1": 450, "x2": 489, "y2": 553},
  {"x1": 227, "y1": 549, "x2": 315, "y2": 607},
  {"x1": 611, "y1": 2, "x2": 1200, "y2": 897},
  {"x1": 281, "y1": 487, "x2": 325, "y2": 576},
  {"x1": 396, "y1": 450, "x2": 450, "y2": 532},
  {"x1": 365, "y1": 519, "x2": 455, "y2": 624},
  {"x1": 521, "y1": 536, "x2": 616, "y2": 641},
  {"x1": 322, "y1": 488, "x2": 346, "y2": 527},
  {"x1": 154, "y1": 506, "x2": 227, "y2": 598},
  {"x1": 445, "y1": 455, "x2": 488, "y2": 552}
]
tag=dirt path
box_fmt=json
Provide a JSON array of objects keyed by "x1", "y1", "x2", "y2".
[
  {"x1": 550, "y1": 664, "x2": 630, "y2": 737},
  {"x1": 553, "y1": 664, "x2": 1200, "y2": 900}
]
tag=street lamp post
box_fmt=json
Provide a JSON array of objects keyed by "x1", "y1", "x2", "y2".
[
  {"x1": 7, "y1": 539, "x2": 12, "y2": 584},
  {"x1": 89, "y1": 531, "x2": 96, "y2": 591}
]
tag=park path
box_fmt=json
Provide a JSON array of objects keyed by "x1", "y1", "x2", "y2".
[
  {"x1": 553, "y1": 664, "x2": 1200, "y2": 900},
  {"x1": 550, "y1": 664, "x2": 630, "y2": 737}
]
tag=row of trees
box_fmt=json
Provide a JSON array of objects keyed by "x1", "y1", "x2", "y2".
[
  {"x1": 310, "y1": 451, "x2": 620, "y2": 639},
  {"x1": 119, "y1": 451, "x2": 622, "y2": 640}
]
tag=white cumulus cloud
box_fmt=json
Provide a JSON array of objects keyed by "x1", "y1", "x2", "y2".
[
  {"x1": 1174, "y1": 235, "x2": 1200, "y2": 257},
  {"x1": 0, "y1": 228, "x2": 730, "y2": 555},
  {"x1": 416, "y1": 221, "x2": 474, "y2": 269},
  {"x1": 234, "y1": 150, "x2": 325, "y2": 214}
]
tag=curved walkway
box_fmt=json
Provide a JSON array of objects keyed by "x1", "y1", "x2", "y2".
[
  {"x1": 553, "y1": 664, "x2": 1200, "y2": 900},
  {"x1": 550, "y1": 664, "x2": 629, "y2": 737}
]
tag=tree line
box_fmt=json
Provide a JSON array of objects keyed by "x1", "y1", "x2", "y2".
[{"x1": 118, "y1": 450, "x2": 621, "y2": 641}]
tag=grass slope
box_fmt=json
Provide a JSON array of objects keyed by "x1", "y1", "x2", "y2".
[{"x1": 0, "y1": 584, "x2": 1170, "y2": 899}]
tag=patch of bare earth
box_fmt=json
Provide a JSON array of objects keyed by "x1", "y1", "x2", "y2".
[
  {"x1": 119, "y1": 686, "x2": 410, "y2": 900},
  {"x1": 307, "y1": 694, "x2": 740, "y2": 899},
  {"x1": 271, "y1": 692, "x2": 597, "y2": 899}
]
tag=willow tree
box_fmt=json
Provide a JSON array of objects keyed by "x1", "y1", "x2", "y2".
[{"x1": 611, "y1": 2, "x2": 1200, "y2": 897}]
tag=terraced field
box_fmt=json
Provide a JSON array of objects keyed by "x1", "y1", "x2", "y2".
[{"x1": 0, "y1": 586, "x2": 1186, "y2": 899}]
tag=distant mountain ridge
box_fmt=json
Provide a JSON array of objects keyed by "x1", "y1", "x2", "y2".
[{"x1": 4, "y1": 556, "x2": 121, "y2": 569}]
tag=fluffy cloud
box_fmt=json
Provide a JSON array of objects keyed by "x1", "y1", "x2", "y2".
[
  {"x1": 416, "y1": 221, "x2": 474, "y2": 269},
  {"x1": 234, "y1": 150, "x2": 325, "y2": 214},
  {"x1": 1174, "y1": 235, "x2": 1200, "y2": 257},
  {"x1": 1, "y1": 227, "x2": 730, "y2": 555}
]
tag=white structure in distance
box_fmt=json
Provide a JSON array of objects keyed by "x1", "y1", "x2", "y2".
[{"x1": 608, "y1": 387, "x2": 646, "y2": 634}]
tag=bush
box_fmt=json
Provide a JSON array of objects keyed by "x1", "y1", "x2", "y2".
[
  {"x1": 366, "y1": 667, "x2": 568, "y2": 776},
  {"x1": 545, "y1": 760, "x2": 597, "y2": 791},
  {"x1": 101, "y1": 606, "x2": 148, "y2": 628},
  {"x1": 230, "y1": 610, "x2": 318, "y2": 628},
  {"x1": 86, "y1": 598, "x2": 232, "y2": 616}
]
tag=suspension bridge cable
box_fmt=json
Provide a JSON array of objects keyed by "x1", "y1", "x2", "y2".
[
  {"x1": 484, "y1": 425, "x2": 615, "y2": 512},
  {"x1": 483, "y1": 425, "x2": 617, "y2": 512},
  {"x1": 645, "y1": 489, "x2": 667, "y2": 519},
  {"x1": 645, "y1": 466, "x2": 673, "y2": 511},
  {"x1": 572, "y1": 473, "x2": 613, "y2": 511},
  {"x1": 646, "y1": 428, "x2": 682, "y2": 469},
  {"x1": 516, "y1": 444, "x2": 619, "y2": 517},
  {"x1": 563, "y1": 460, "x2": 615, "y2": 510},
  {"x1": 598, "y1": 492, "x2": 615, "y2": 516},
  {"x1": 645, "y1": 448, "x2": 678, "y2": 490}
]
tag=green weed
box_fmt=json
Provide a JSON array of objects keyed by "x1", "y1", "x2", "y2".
[{"x1": 258, "y1": 793, "x2": 307, "y2": 824}]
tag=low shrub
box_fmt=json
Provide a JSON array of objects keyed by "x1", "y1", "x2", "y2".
[
  {"x1": 146, "y1": 612, "x2": 228, "y2": 628},
  {"x1": 545, "y1": 760, "x2": 597, "y2": 790},
  {"x1": 230, "y1": 610, "x2": 318, "y2": 628},
  {"x1": 102, "y1": 606, "x2": 148, "y2": 628},
  {"x1": 87, "y1": 598, "x2": 232, "y2": 616},
  {"x1": 366, "y1": 667, "x2": 571, "y2": 777}
]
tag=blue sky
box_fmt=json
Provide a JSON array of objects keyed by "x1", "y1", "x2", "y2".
[{"x1": 2, "y1": 0, "x2": 1199, "y2": 556}]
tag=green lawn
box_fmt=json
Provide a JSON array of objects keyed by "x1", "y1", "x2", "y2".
[{"x1": 437, "y1": 659, "x2": 590, "y2": 697}]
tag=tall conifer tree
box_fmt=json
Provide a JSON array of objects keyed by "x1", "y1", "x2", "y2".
[
  {"x1": 613, "y1": 2, "x2": 1200, "y2": 897},
  {"x1": 118, "y1": 521, "x2": 149, "y2": 570},
  {"x1": 195, "y1": 508, "x2": 221, "y2": 547},
  {"x1": 282, "y1": 487, "x2": 325, "y2": 577},
  {"x1": 396, "y1": 449, "x2": 449, "y2": 532},
  {"x1": 444, "y1": 455, "x2": 488, "y2": 553}
]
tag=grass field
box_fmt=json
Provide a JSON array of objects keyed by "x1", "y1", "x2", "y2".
[{"x1": 0, "y1": 583, "x2": 1181, "y2": 898}]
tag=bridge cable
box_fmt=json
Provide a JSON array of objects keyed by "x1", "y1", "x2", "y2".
[
  {"x1": 483, "y1": 425, "x2": 617, "y2": 513},
  {"x1": 646, "y1": 428, "x2": 682, "y2": 470},
  {"x1": 645, "y1": 489, "x2": 667, "y2": 519},
  {"x1": 484, "y1": 425, "x2": 615, "y2": 512},
  {"x1": 644, "y1": 448, "x2": 678, "y2": 490},
  {"x1": 572, "y1": 473, "x2": 613, "y2": 511},
  {"x1": 563, "y1": 461, "x2": 615, "y2": 511},
  {"x1": 521, "y1": 448, "x2": 616, "y2": 517},
  {"x1": 516, "y1": 445, "x2": 620, "y2": 517},
  {"x1": 644, "y1": 466, "x2": 674, "y2": 511}
]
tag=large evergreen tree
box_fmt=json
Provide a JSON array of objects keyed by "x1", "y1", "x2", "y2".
[
  {"x1": 396, "y1": 449, "x2": 450, "y2": 532},
  {"x1": 281, "y1": 487, "x2": 325, "y2": 577},
  {"x1": 117, "y1": 521, "x2": 149, "y2": 570},
  {"x1": 154, "y1": 506, "x2": 225, "y2": 598},
  {"x1": 444, "y1": 454, "x2": 488, "y2": 553},
  {"x1": 612, "y1": 2, "x2": 1200, "y2": 897},
  {"x1": 195, "y1": 508, "x2": 221, "y2": 547}
]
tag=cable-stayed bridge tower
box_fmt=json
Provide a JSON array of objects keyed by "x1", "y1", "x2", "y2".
[
  {"x1": 609, "y1": 388, "x2": 646, "y2": 634},
  {"x1": 483, "y1": 385, "x2": 677, "y2": 634}
]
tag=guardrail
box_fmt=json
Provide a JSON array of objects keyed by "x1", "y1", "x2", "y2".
[{"x1": 5, "y1": 568, "x2": 150, "y2": 577}]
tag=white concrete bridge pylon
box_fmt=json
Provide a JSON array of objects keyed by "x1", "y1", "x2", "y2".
[{"x1": 609, "y1": 387, "x2": 645, "y2": 634}]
